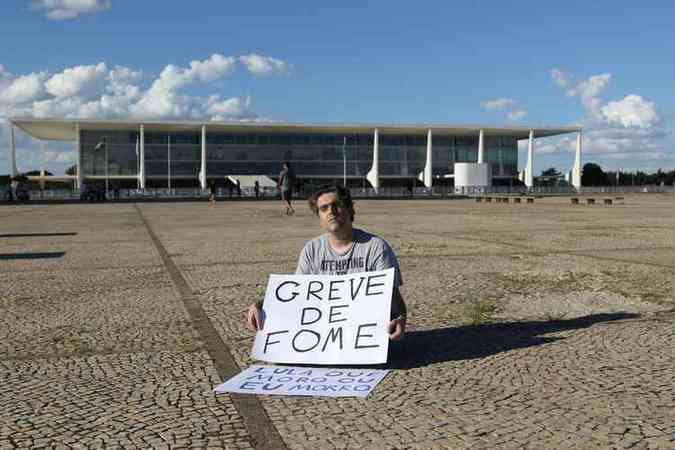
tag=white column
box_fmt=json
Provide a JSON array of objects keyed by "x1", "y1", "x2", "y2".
[
  {"x1": 525, "y1": 129, "x2": 534, "y2": 187},
  {"x1": 571, "y1": 130, "x2": 582, "y2": 188},
  {"x1": 40, "y1": 141, "x2": 47, "y2": 190},
  {"x1": 139, "y1": 124, "x2": 146, "y2": 189},
  {"x1": 8, "y1": 122, "x2": 18, "y2": 177},
  {"x1": 366, "y1": 128, "x2": 379, "y2": 192},
  {"x1": 477, "y1": 129, "x2": 485, "y2": 164},
  {"x1": 418, "y1": 129, "x2": 433, "y2": 188},
  {"x1": 200, "y1": 125, "x2": 207, "y2": 190},
  {"x1": 75, "y1": 123, "x2": 83, "y2": 189}
]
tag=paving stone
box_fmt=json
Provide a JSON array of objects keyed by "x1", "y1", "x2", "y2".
[{"x1": 1, "y1": 198, "x2": 674, "y2": 449}]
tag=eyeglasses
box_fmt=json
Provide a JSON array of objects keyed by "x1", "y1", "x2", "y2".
[{"x1": 317, "y1": 201, "x2": 345, "y2": 213}]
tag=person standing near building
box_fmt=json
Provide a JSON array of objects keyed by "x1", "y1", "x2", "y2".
[
  {"x1": 254, "y1": 180, "x2": 260, "y2": 200},
  {"x1": 247, "y1": 184, "x2": 407, "y2": 341},
  {"x1": 208, "y1": 180, "x2": 217, "y2": 204},
  {"x1": 5, "y1": 178, "x2": 14, "y2": 202},
  {"x1": 10, "y1": 177, "x2": 18, "y2": 202},
  {"x1": 278, "y1": 161, "x2": 295, "y2": 215}
]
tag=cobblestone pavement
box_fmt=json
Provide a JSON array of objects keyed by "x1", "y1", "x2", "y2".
[{"x1": 1, "y1": 195, "x2": 674, "y2": 449}]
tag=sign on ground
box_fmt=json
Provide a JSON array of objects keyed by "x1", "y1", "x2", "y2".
[{"x1": 214, "y1": 365, "x2": 389, "y2": 398}]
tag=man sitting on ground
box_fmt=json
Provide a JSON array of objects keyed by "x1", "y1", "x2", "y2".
[{"x1": 247, "y1": 184, "x2": 407, "y2": 340}]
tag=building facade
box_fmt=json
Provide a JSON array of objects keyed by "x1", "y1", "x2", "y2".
[{"x1": 8, "y1": 119, "x2": 582, "y2": 189}]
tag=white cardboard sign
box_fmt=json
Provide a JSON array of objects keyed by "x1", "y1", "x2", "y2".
[
  {"x1": 214, "y1": 365, "x2": 389, "y2": 398},
  {"x1": 251, "y1": 268, "x2": 394, "y2": 365}
]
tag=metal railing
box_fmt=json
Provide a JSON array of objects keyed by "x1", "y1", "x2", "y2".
[{"x1": 3, "y1": 184, "x2": 675, "y2": 203}]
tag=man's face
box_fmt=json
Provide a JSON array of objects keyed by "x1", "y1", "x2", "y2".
[{"x1": 316, "y1": 192, "x2": 352, "y2": 233}]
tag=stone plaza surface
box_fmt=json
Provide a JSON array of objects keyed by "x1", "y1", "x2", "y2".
[{"x1": 1, "y1": 195, "x2": 674, "y2": 449}]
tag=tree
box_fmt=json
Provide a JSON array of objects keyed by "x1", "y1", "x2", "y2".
[
  {"x1": 65, "y1": 165, "x2": 77, "y2": 176},
  {"x1": 581, "y1": 162, "x2": 607, "y2": 186},
  {"x1": 538, "y1": 167, "x2": 563, "y2": 187},
  {"x1": 540, "y1": 167, "x2": 561, "y2": 177}
]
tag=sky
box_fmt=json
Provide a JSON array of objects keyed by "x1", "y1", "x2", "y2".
[{"x1": 1, "y1": 0, "x2": 674, "y2": 175}]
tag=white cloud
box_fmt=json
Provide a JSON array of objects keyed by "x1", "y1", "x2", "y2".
[
  {"x1": 481, "y1": 97, "x2": 527, "y2": 122},
  {"x1": 550, "y1": 68, "x2": 613, "y2": 123},
  {"x1": 132, "y1": 54, "x2": 236, "y2": 118},
  {"x1": 45, "y1": 63, "x2": 107, "y2": 99},
  {"x1": 481, "y1": 97, "x2": 516, "y2": 111},
  {"x1": 601, "y1": 95, "x2": 659, "y2": 129},
  {"x1": 206, "y1": 95, "x2": 256, "y2": 120},
  {"x1": 31, "y1": 0, "x2": 111, "y2": 20},
  {"x1": 146, "y1": 54, "x2": 236, "y2": 93},
  {"x1": 0, "y1": 52, "x2": 295, "y2": 174},
  {"x1": 0, "y1": 65, "x2": 11, "y2": 79},
  {"x1": 188, "y1": 54, "x2": 237, "y2": 82},
  {"x1": 507, "y1": 109, "x2": 527, "y2": 121},
  {"x1": 2, "y1": 53, "x2": 279, "y2": 122},
  {"x1": 550, "y1": 68, "x2": 570, "y2": 88},
  {"x1": 567, "y1": 73, "x2": 611, "y2": 100},
  {"x1": 0, "y1": 72, "x2": 48, "y2": 104},
  {"x1": 7, "y1": 142, "x2": 76, "y2": 174},
  {"x1": 522, "y1": 121, "x2": 668, "y2": 167},
  {"x1": 546, "y1": 68, "x2": 668, "y2": 169},
  {"x1": 107, "y1": 65, "x2": 142, "y2": 99},
  {"x1": 572, "y1": 74, "x2": 611, "y2": 122},
  {"x1": 558, "y1": 71, "x2": 609, "y2": 123},
  {"x1": 240, "y1": 54, "x2": 291, "y2": 76}
]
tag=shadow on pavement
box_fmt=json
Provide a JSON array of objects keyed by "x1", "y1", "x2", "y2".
[
  {"x1": 0, "y1": 232, "x2": 78, "y2": 238},
  {"x1": 387, "y1": 312, "x2": 639, "y2": 370},
  {"x1": 0, "y1": 251, "x2": 66, "y2": 260}
]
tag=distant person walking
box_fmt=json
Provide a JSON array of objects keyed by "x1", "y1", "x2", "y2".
[
  {"x1": 208, "y1": 180, "x2": 217, "y2": 204},
  {"x1": 254, "y1": 180, "x2": 260, "y2": 200},
  {"x1": 5, "y1": 178, "x2": 14, "y2": 202},
  {"x1": 10, "y1": 178, "x2": 18, "y2": 202},
  {"x1": 278, "y1": 161, "x2": 295, "y2": 216}
]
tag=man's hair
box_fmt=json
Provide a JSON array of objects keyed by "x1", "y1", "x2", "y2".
[{"x1": 308, "y1": 185, "x2": 355, "y2": 221}]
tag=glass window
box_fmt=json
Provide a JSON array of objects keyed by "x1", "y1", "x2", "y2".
[{"x1": 79, "y1": 129, "x2": 522, "y2": 179}]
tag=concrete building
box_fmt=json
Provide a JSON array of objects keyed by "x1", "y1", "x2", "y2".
[{"x1": 7, "y1": 118, "x2": 582, "y2": 190}]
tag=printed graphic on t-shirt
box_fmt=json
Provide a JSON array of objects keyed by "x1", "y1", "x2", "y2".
[{"x1": 320, "y1": 256, "x2": 365, "y2": 274}]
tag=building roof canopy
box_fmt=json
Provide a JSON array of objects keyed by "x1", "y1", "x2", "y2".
[{"x1": 10, "y1": 117, "x2": 580, "y2": 141}]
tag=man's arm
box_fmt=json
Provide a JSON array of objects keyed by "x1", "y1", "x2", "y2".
[
  {"x1": 388, "y1": 286, "x2": 406, "y2": 341},
  {"x1": 246, "y1": 301, "x2": 264, "y2": 331},
  {"x1": 369, "y1": 239, "x2": 407, "y2": 340},
  {"x1": 390, "y1": 286, "x2": 407, "y2": 320}
]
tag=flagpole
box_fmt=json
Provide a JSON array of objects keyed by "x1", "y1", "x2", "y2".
[
  {"x1": 104, "y1": 137, "x2": 109, "y2": 197},
  {"x1": 168, "y1": 133, "x2": 171, "y2": 191},
  {"x1": 343, "y1": 136, "x2": 346, "y2": 187},
  {"x1": 136, "y1": 135, "x2": 140, "y2": 190}
]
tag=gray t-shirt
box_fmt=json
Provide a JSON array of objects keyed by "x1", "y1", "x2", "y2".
[
  {"x1": 296, "y1": 228, "x2": 403, "y2": 286},
  {"x1": 279, "y1": 168, "x2": 291, "y2": 190}
]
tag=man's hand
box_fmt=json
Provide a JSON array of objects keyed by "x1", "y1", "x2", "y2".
[
  {"x1": 246, "y1": 303, "x2": 264, "y2": 331},
  {"x1": 388, "y1": 317, "x2": 406, "y2": 341}
]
